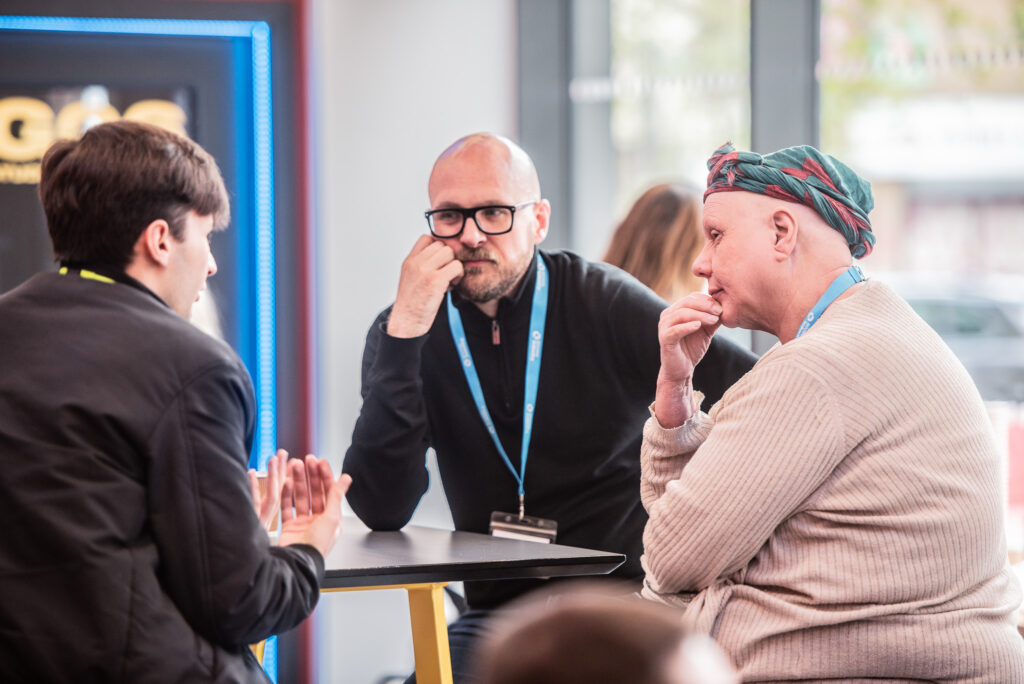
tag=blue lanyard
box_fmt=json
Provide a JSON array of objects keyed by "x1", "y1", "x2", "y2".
[
  {"x1": 446, "y1": 255, "x2": 548, "y2": 515},
  {"x1": 795, "y1": 265, "x2": 864, "y2": 338}
]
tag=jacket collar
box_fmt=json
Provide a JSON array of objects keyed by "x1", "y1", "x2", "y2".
[{"x1": 60, "y1": 262, "x2": 169, "y2": 309}]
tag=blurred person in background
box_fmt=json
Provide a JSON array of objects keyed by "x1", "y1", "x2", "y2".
[
  {"x1": 190, "y1": 285, "x2": 224, "y2": 340},
  {"x1": 604, "y1": 182, "x2": 706, "y2": 302},
  {"x1": 642, "y1": 142, "x2": 1024, "y2": 681}
]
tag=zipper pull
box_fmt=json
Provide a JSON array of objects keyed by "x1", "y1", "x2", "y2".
[{"x1": 491, "y1": 319, "x2": 500, "y2": 345}]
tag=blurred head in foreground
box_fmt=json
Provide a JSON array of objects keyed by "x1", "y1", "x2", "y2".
[{"x1": 473, "y1": 585, "x2": 739, "y2": 684}]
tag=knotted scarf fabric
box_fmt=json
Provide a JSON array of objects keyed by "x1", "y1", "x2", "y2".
[{"x1": 705, "y1": 142, "x2": 876, "y2": 258}]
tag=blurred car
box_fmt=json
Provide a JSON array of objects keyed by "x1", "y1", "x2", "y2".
[{"x1": 872, "y1": 271, "x2": 1024, "y2": 403}]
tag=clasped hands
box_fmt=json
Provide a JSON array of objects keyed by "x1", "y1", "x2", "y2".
[{"x1": 248, "y1": 449, "x2": 352, "y2": 557}]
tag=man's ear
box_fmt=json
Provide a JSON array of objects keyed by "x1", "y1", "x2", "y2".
[
  {"x1": 770, "y1": 208, "x2": 798, "y2": 261},
  {"x1": 136, "y1": 219, "x2": 173, "y2": 267},
  {"x1": 532, "y1": 199, "x2": 551, "y2": 244}
]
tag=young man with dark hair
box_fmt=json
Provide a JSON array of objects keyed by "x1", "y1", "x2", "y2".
[
  {"x1": 0, "y1": 120, "x2": 350, "y2": 682},
  {"x1": 40, "y1": 120, "x2": 231, "y2": 274}
]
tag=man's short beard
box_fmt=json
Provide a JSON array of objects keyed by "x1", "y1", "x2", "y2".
[
  {"x1": 455, "y1": 267, "x2": 523, "y2": 303},
  {"x1": 455, "y1": 248, "x2": 530, "y2": 304}
]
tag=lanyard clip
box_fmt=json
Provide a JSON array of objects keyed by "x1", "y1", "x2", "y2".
[{"x1": 518, "y1": 494, "x2": 525, "y2": 521}]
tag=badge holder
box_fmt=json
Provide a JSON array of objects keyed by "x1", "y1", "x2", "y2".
[{"x1": 489, "y1": 511, "x2": 557, "y2": 544}]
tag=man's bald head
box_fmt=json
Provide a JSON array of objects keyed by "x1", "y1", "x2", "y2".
[
  {"x1": 428, "y1": 133, "x2": 541, "y2": 202},
  {"x1": 423, "y1": 132, "x2": 550, "y2": 313}
]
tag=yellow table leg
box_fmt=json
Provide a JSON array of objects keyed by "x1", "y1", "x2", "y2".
[
  {"x1": 250, "y1": 639, "x2": 266, "y2": 664},
  {"x1": 405, "y1": 584, "x2": 452, "y2": 684},
  {"x1": 323, "y1": 582, "x2": 452, "y2": 684}
]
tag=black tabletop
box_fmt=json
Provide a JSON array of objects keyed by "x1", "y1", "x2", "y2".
[{"x1": 321, "y1": 522, "x2": 626, "y2": 588}]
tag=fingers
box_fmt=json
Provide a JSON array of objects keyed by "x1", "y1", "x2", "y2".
[
  {"x1": 404, "y1": 236, "x2": 456, "y2": 277},
  {"x1": 318, "y1": 458, "x2": 334, "y2": 482},
  {"x1": 325, "y1": 473, "x2": 354, "y2": 540},
  {"x1": 289, "y1": 457, "x2": 310, "y2": 517},
  {"x1": 658, "y1": 295, "x2": 721, "y2": 354},
  {"x1": 305, "y1": 454, "x2": 328, "y2": 515},
  {"x1": 247, "y1": 469, "x2": 260, "y2": 510},
  {"x1": 660, "y1": 295, "x2": 721, "y2": 329},
  {"x1": 417, "y1": 240, "x2": 458, "y2": 270},
  {"x1": 661, "y1": 320, "x2": 705, "y2": 345},
  {"x1": 317, "y1": 458, "x2": 335, "y2": 509},
  {"x1": 670, "y1": 291, "x2": 722, "y2": 312},
  {"x1": 275, "y1": 452, "x2": 290, "y2": 511},
  {"x1": 322, "y1": 474, "x2": 353, "y2": 546},
  {"x1": 409, "y1": 242, "x2": 461, "y2": 292},
  {"x1": 408, "y1": 232, "x2": 437, "y2": 253},
  {"x1": 699, "y1": 315, "x2": 722, "y2": 339},
  {"x1": 336, "y1": 473, "x2": 353, "y2": 497},
  {"x1": 280, "y1": 472, "x2": 295, "y2": 523},
  {"x1": 266, "y1": 455, "x2": 280, "y2": 505},
  {"x1": 440, "y1": 258, "x2": 464, "y2": 287},
  {"x1": 273, "y1": 449, "x2": 288, "y2": 480},
  {"x1": 400, "y1": 237, "x2": 458, "y2": 291},
  {"x1": 323, "y1": 473, "x2": 351, "y2": 517},
  {"x1": 256, "y1": 452, "x2": 287, "y2": 530},
  {"x1": 390, "y1": 238, "x2": 461, "y2": 338},
  {"x1": 275, "y1": 452, "x2": 347, "y2": 546},
  {"x1": 282, "y1": 455, "x2": 338, "y2": 518}
]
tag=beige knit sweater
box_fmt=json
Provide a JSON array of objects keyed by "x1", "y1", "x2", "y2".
[{"x1": 640, "y1": 280, "x2": 1024, "y2": 683}]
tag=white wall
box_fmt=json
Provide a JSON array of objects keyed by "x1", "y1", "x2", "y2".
[{"x1": 310, "y1": 1, "x2": 517, "y2": 681}]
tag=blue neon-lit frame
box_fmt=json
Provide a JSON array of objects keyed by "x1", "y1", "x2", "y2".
[
  {"x1": 0, "y1": 16, "x2": 278, "y2": 473},
  {"x1": 0, "y1": 15, "x2": 280, "y2": 678}
]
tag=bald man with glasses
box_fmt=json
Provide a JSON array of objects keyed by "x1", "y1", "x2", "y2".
[{"x1": 342, "y1": 133, "x2": 756, "y2": 682}]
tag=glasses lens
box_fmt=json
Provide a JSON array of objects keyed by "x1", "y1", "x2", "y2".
[
  {"x1": 474, "y1": 206, "x2": 513, "y2": 234},
  {"x1": 428, "y1": 210, "x2": 464, "y2": 237}
]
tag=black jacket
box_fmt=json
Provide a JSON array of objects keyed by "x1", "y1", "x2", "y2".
[
  {"x1": 343, "y1": 250, "x2": 756, "y2": 609},
  {"x1": 0, "y1": 270, "x2": 323, "y2": 683}
]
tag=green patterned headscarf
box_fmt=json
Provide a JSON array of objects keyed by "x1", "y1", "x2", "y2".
[{"x1": 705, "y1": 142, "x2": 876, "y2": 258}]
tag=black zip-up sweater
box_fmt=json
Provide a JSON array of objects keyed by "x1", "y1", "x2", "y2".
[{"x1": 343, "y1": 250, "x2": 756, "y2": 609}]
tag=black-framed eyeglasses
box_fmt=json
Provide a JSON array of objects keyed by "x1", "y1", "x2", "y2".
[{"x1": 424, "y1": 201, "x2": 538, "y2": 238}]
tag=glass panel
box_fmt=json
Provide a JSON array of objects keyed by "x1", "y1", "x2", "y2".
[
  {"x1": 819, "y1": 0, "x2": 1024, "y2": 564},
  {"x1": 569, "y1": 0, "x2": 750, "y2": 258},
  {"x1": 608, "y1": 0, "x2": 751, "y2": 205},
  {"x1": 569, "y1": 0, "x2": 751, "y2": 347}
]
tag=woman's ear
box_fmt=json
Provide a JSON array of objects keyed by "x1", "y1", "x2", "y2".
[{"x1": 771, "y1": 208, "x2": 798, "y2": 261}]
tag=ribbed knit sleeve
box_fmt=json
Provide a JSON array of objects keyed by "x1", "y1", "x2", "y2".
[
  {"x1": 640, "y1": 392, "x2": 711, "y2": 509},
  {"x1": 642, "y1": 362, "x2": 844, "y2": 594}
]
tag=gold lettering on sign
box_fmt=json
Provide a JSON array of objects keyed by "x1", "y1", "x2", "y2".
[
  {"x1": 0, "y1": 97, "x2": 56, "y2": 162},
  {"x1": 54, "y1": 101, "x2": 120, "y2": 141},
  {"x1": 123, "y1": 100, "x2": 188, "y2": 137},
  {"x1": 0, "y1": 161, "x2": 42, "y2": 183},
  {"x1": 0, "y1": 95, "x2": 188, "y2": 184}
]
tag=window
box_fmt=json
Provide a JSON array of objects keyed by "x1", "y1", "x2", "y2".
[
  {"x1": 568, "y1": 0, "x2": 750, "y2": 260},
  {"x1": 819, "y1": 0, "x2": 1024, "y2": 558}
]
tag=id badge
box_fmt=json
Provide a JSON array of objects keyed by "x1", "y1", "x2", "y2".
[{"x1": 489, "y1": 511, "x2": 557, "y2": 544}]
